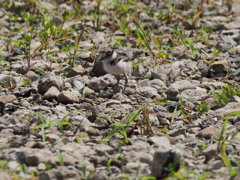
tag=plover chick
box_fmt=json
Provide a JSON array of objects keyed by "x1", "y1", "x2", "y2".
[{"x1": 99, "y1": 47, "x2": 132, "y2": 93}]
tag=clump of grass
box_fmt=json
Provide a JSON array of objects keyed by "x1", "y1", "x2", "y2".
[
  {"x1": 31, "y1": 111, "x2": 75, "y2": 142},
  {"x1": 209, "y1": 85, "x2": 240, "y2": 107},
  {"x1": 97, "y1": 105, "x2": 157, "y2": 144}
]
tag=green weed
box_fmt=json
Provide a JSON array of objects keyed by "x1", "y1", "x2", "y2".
[
  {"x1": 67, "y1": 29, "x2": 85, "y2": 69},
  {"x1": 57, "y1": 153, "x2": 64, "y2": 166},
  {"x1": 81, "y1": 162, "x2": 94, "y2": 180},
  {"x1": 169, "y1": 161, "x2": 211, "y2": 180},
  {"x1": 31, "y1": 111, "x2": 75, "y2": 142},
  {"x1": 210, "y1": 85, "x2": 240, "y2": 107},
  {"x1": 0, "y1": 160, "x2": 8, "y2": 171},
  {"x1": 198, "y1": 26, "x2": 213, "y2": 41},
  {"x1": 98, "y1": 108, "x2": 142, "y2": 144},
  {"x1": 195, "y1": 101, "x2": 210, "y2": 113}
]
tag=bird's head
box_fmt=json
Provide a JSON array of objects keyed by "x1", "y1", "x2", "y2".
[{"x1": 98, "y1": 47, "x2": 114, "y2": 61}]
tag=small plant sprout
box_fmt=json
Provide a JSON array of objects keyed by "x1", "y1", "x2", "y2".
[
  {"x1": 97, "y1": 109, "x2": 143, "y2": 144},
  {"x1": 88, "y1": 0, "x2": 112, "y2": 31},
  {"x1": 81, "y1": 162, "x2": 94, "y2": 180},
  {"x1": 0, "y1": 160, "x2": 8, "y2": 171},
  {"x1": 31, "y1": 111, "x2": 75, "y2": 142},
  {"x1": 57, "y1": 153, "x2": 64, "y2": 166},
  {"x1": 198, "y1": 26, "x2": 213, "y2": 41},
  {"x1": 67, "y1": 29, "x2": 85, "y2": 69},
  {"x1": 198, "y1": 141, "x2": 207, "y2": 151},
  {"x1": 215, "y1": 112, "x2": 240, "y2": 178},
  {"x1": 159, "y1": 125, "x2": 169, "y2": 133},
  {"x1": 210, "y1": 85, "x2": 240, "y2": 107},
  {"x1": 107, "y1": 150, "x2": 123, "y2": 179},
  {"x1": 195, "y1": 101, "x2": 210, "y2": 113}
]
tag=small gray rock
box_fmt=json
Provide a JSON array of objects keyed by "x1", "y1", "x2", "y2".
[
  {"x1": 66, "y1": 65, "x2": 87, "y2": 77},
  {"x1": 88, "y1": 77, "x2": 109, "y2": 91},
  {"x1": 39, "y1": 167, "x2": 79, "y2": 180},
  {"x1": 132, "y1": 64, "x2": 146, "y2": 76},
  {"x1": 25, "y1": 71, "x2": 39, "y2": 82},
  {"x1": 57, "y1": 91, "x2": 79, "y2": 103},
  {"x1": 92, "y1": 144, "x2": 115, "y2": 156},
  {"x1": 209, "y1": 160, "x2": 222, "y2": 170},
  {"x1": 148, "y1": 136, "x2": 171, "y2": 149},
  {"x1": 91, "y1": 32, "x2": 106, "y2": 44},
  {"x1": 167, "y1": 80, "x2": 196, "y2": 101},
  {"x1": 196, "y1": 127, "x2": 220, "y2": 139},
  {"x1": 137, "y1": 79, "x2": 150, "y2": 87},
  {"x1": 211, "y1": 59, "x2": 231, "y2": 73},
  {"x1": 73, "y1": 81, "x2": 85, "y2": 91},
  {"x1": 140, "y1": 87, "x2": 161, "y2": 98},
  {"x1": 168, "y1": 128, "x2": 186, "y2": 137},
  {"x1": 215, "y1": 102, "x2": 240, "y2": 116},
  {"x1": 38, "y1": 73, "x2": 64, "y2": 95},
  {"x1": 151, "y1": 64, "x2": 172, "y2": 83},
  {"x1": 202, "y1": 143, "x2": 218, "y2": 159},
  {"x1": 51, "y1": 16, "x2": 63, "y2": 26},
  {"x1": 170, "y1": 45, "x2": 187, "y2": 58},
  {"x1": 80, "y1": 126, "x2": 101, "y2": 136},
  {"x1": 150, "y1": 79, "x2": 167, "y2": 88},
  {"x1": 151, "y1": 148, "x2": 182, "y2": 178},
  {"x1": 43, "y1": 86, "x2": 61, "y2": 100}
]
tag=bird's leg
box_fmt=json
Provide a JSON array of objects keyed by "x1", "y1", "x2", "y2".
[
  {"x1": 113, "y1": 75, "x2": 121, "y2": 93},
  {"x1": 116, "y1": 75, "x2": 120, "y2": 85},
  {"x1": 122, "y1": 73, "x2": 128, "y2": 93}
]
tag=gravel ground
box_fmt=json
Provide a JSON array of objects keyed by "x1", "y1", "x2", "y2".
[{"x1": 1, "y1": 0, "x2": 240, "y2": 179}]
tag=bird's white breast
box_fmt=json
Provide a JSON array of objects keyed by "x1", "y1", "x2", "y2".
[{"x1": 104, "y1": 60, "x2": 131, "y2": 75}]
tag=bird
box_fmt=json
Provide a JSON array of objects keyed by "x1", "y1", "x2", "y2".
[{"x1": 98, "y1": 47, "x2": 132, "y2": 93}]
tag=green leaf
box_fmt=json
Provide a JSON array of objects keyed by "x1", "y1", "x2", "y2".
[
  {"x1": 135, "y1": 28, "x2": 152, "y2": 53},
  {"x1": 41, "y1": 126, "x2": 46, "y2": 142},
  {"x1": 97, "y1": 112, "x2": 117, "y2": 121},
  {"x1": 209, "y1": 86, "x2": 217, "y2": 99},
  {"x1": 31, "y1": 125, "x2": 43, "y2": 130},
  {"x1": 34, "y1": 67, "x2": 46, "y2": 74},
  {"x1": 170, "y1": 109, "x2": 181, "y2": 121},
  {"x1": 75, "y1": 136, "x2": 83, "y2": 144},
  {"x1": 81, "y1": 162, "x2": 87, "y2": 177},
  {"x1": 136, "y1": 28, "x2": 144, "y2": 40},
  {"x1": 224, "y1": 111, "x2": 240, "y2": 118},
  {"x1": 52, "y1": 119, "x2": 63, "y2": 133},
  {"x1": 221, "y1": 151, "x2": 236, "y2": 176},
  {"x1": 105, "y1": 126, "x2": 121, "y2": 140},
  {"x1": 140, "y1": 176, "x2": 156, "y2": 180},
  {"x1": 0, "y1": 160, "x2": 8, "y2": 170},
  {"x1": 61, "y1": 110, "x2": 79, "y2": 122},
  {"x1": 61, "y1": 121, "x2": 72, "y2": 126},
  {"x1": 198, "y1": 141, "x2": 207, "y2": 151},
  {"x1": 193, "y1": 11, "x2": 202, "y2": 21},
  {"x1": 107, "y1": 158, "x2": 113, "y2": 176},
  {"x1": 198, "y1": 173, "x2": 210, "y2": 180},
  {"x1": 57, "y1": 153, "x2": 64, "y2": 166},
  {"x1": 44, "y1": 162, "x2": 52, "y2": 170},
  {"x1": 128, "y1": 0, "x2": 137, "y2": 5},
  {"x1": 125, "y1": 109, "x2": 141, "y2": 124},
  {"x1": 19, "y1": 164, "x2": 27, "y2": 174},
  {"x1": 148, "y1": 99, "x2": 174, "y2": 105},
  {"x1": 114, "y1": 17, "x2": 126, "y2": 30},
  {"x1": 132, "y1": 58, "x2": 146, "y2": 67},
  {"x1": 38, "y1": 113, "x2": 47, "y2": 124},
  {"x1": 119, "y1": 128, "x2": 129, "y2": 143},
  {"x1": 184, "y1": 38, "x2": 195, "y2": 55}
]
